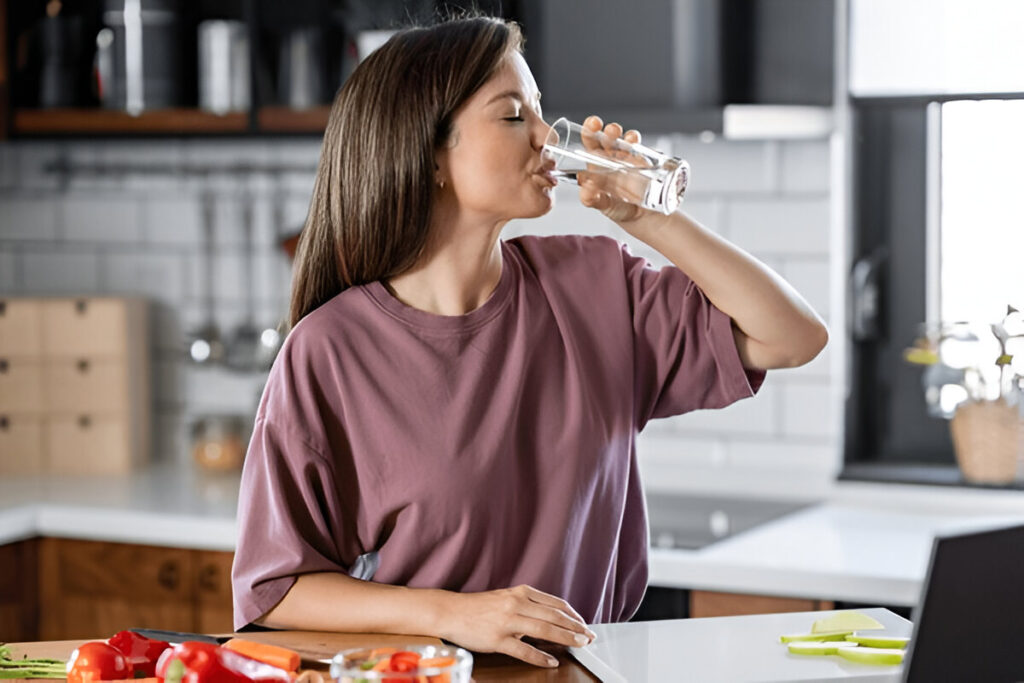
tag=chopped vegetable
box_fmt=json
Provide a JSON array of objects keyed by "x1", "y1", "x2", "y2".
[
  {"x1": 107, "y1": 630, "x2": 170, "y2": 677},
  {"x1": 0, "y1": 644, "x2": 67, "y2": 679},
  {"x1": 222, "y1": 639, "x2": 301, "y2": 673},
  {"x1": 811, "y1": 611, "x2": 884, "y2": 634},
  {"x1": 67, "y1": 641, "x2": 131, "y2": 683},
  {"x1": 787, "y1": 641, "x2": 859, "y2": 655},
  {"x1": 779, "y1": 631, "x2": 852, "y2": 643},
  {"x1": 845, "y1": 634, "x2": 911, "y2": 649},
  {"x1": 156, "y1": 641, "x2": 291, "y2": 683},
  {"x1": 836, "y1": 646, "x2": 905, "y2": 666}
]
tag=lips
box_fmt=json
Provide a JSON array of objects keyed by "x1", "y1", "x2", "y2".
[{"x1": 535, "y1": 160, "x2": 557, "y2": 187}]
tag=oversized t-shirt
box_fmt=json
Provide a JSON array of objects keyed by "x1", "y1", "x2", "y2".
[{"x1": 232, "y1": 234, "x2": 764, "y2": 630}]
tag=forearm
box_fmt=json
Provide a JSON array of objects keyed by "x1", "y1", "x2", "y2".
[
  {"x1": 256, "y1": 572, "x2": 445, "y2": 637},
  {"x1": 629, "y1": 211, "x2": 828, "y2": 368}
]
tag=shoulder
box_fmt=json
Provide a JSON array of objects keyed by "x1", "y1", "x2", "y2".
[{"x1": 504, "y1": 234, "x2": 630, "y2": 275}]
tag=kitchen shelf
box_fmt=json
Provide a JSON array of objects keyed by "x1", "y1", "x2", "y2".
[
  {"x1": 12, "y1": 108, "x2": 249, "y2": 135},
  {"x1": 257, "y1": 106, "x2": 331, "y2": 133}
]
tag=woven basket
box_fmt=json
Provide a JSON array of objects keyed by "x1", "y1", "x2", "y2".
[{"x1": 949, "y1": 399, "x2": 1024, "y2": 484}]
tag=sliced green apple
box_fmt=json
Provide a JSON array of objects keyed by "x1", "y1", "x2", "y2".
[
  {"x1": 787, "y1": 641, "x2": 860, "y2": 655},
  {"x1": 836, "y1": 646, "x2": 905, "y2": 666},
  {"x1": 779, "y1": 631, "x2": 853, "y2": 643},
  {"x1": 811, "y1": 611, "x2": 884, "y2": 634},
  {"x1": 845, "y1": 634, "x2": 911, "y2": 649}
]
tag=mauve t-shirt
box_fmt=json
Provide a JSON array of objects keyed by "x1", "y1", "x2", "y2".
[{"x1": 232, "y1": 234, "x2": 764, "y2": 629}]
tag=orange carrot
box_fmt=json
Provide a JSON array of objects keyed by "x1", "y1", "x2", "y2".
[
  {"x1": 222, "y1": 638, "x2": 301, "y2": 672},
  {"x1": 372, "y1": 658, "x2": 392, "y2": 671},
  {"x1": 104, "y1": 678, "x2": 160, "y2": 683},
  {"x1": 418, "y1": 656, "x2": 455, "y2": 669}
]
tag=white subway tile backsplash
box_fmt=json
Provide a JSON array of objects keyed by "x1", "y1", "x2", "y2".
[
  {"x1": 103, "y1": 250, "x2": 186, "y2": 303},
  {"x1": 180, "y1": 364, "x2": 267, "y2": 414},
  {"x1": 726, "y1": 197, "x2": 831, "y2": 257},
  {"x1": 0, "y1": 145, "x2": 18, "y2": 189},
  {"x1": 20, "y1": 249, "x2": 100, "y2": 294},
  {"x1": 0, "y1": 197, "x2": 60, "y2": 240},
  {"x1": 13, "y1": 142, "x2": 64, "y2": 191},
  {"x1": 781, "y1": 381, "x2": 837, "y2": 438},
  {"x1": 782, "y1": 258, "x2": 832, "y2": 319},
  {"x1": 728, "y1": 438, "x2": 839, "y2": 475},
  {"x1": 0, "y1": 250, "x2": 15, "y2": 290},
  {"x1": 659, "y1": 381, "x2": 780, "y2": 437},
  {"x1": 62, "y1": 195, "x2": 143, "y2": 243},
  {"x1": 673, "y1": 138, "x2": 773, "y2": 195},
  {"x1": 780, "y1": 140, "x2": 832, "y2": 193},
  {"x1": 143, "y1": 194, "x2": 203, "y2": 246}
]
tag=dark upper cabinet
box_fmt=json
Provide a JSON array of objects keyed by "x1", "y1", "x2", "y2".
[{"x1": 518, "y1": 0, "x2": 835, "y2": 134}]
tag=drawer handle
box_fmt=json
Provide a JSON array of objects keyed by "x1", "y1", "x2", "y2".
[
  {"x1": 157, "y1": 561, "x2": 180, "y2": 590},
  {"x1": 78, "y1": 415, "x2": 92, "y2": 429},
  {"x1": 0, "y1": 416, "x2": 8, "y2": 431},
  {"x1": 0, "y1": 358, "x2": 7, "y2": 373},
  {"x1": 77, "y1": 359, "x2": 90, "y2": 373},
  {"x1": 75, "y1": 300, "x2": 89, "y2": 315},
  {"x1": 198, "y1": 564, "x2": 219, "y2": 592}
]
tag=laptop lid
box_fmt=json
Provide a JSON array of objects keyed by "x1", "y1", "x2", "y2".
[{"x1": 904, "y1": 522, "x2": 1024, "y2": 682}]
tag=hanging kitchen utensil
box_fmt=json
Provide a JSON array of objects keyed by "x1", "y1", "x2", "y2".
[
  {"x1": 187, "y1": 190, "x2": 224, "y2": 365},
  {"x1": 224, "y1": 190, "x2": 263, "y2": 372}
]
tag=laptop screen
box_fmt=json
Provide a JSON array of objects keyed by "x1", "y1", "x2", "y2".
[{"x1": 905, "y1": 522, "x2": 1024, "y2": 682}]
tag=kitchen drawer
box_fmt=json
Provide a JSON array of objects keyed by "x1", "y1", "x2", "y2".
[
  {"x1": 44, "y1": 358, "x2": 128, "y2": 413},
  {"x1": 0, "y1": 358, "x2": 45, "y2": 413},
  {"x1": 46, "y1": 414, "x2": 132, "y2": 474},
  {"x1": 0, "y1": 299, "x2": 44, "y2": 357},
  {"x1": 0, "y1": 415, "x2": 46, "y2": 475},
  {"x1": 41, "y1": 299, "x2": 130, "y2": 357}
]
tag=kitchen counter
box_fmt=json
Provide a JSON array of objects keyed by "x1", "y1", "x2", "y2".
[{"x1": 3, "y1": 465, "x2": 1024, "y2": 607}]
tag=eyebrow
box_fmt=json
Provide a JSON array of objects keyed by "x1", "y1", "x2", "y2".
[{"x1": 486, "y1": 90, "x2": 542, "y2": 106}]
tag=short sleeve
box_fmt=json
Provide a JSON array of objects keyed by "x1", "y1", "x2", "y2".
[
  {"x1": 623, "y1": 244, "x2": 766, "y2": 428},
  {"x1": 231, "y1": 417, "x2": 356, "y2": 630}
]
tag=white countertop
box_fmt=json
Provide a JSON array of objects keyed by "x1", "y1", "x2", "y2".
[
  {"x1": 3, "y1": 465, "x2": 1024, "y2": 606},
  {"x1": 571, "y1": 607, "x2": 912, "y2": 683}
]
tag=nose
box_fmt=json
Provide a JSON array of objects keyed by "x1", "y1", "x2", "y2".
[{"x1": 531, "y1": 112, "x2": 552, "y2": 150}]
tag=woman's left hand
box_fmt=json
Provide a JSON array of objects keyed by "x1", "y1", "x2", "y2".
[{"x1": 577, "y1": 115, "x2": 657, "y2": 228}]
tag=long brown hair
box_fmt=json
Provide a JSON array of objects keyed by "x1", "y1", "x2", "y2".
[{"x1": 288, "y1": 16, "x2": 524, "y2": 328}]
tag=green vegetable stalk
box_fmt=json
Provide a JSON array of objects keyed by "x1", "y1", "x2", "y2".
[{"x1": 0, "y1": 644, "x2": 67, "y2": 679}]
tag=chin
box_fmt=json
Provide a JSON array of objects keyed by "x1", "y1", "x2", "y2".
[{"x1": 522, "y1": 189, "x2": 556, "y2": 219}]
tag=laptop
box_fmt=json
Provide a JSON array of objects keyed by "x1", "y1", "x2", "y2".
[
  {"x1": 569, "y1": 522, "x2": 1024, "y2": 682},
  {"x1": 903, "y1": 521, "x2": 1024, "y2": 682}
]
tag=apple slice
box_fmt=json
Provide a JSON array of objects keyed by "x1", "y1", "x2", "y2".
[
  {"x1": 787, "y1": 641, "x2": 860, "y2": 655},
  {"x1": 779, "y1": 631, "x2": 852, "y2": 643},
  {"x1": 811, "y1": 611, "x2": 884, "y2": 634},
  {"x1": 836, "y1": 646, "x2": 905, "y2": 666},
  {"x1": 845, "y1": 634, "x2": 911, "y2": 649}
]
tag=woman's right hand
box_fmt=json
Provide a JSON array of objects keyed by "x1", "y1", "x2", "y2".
[{"x1": 434, "y1": 584, "x2": 596, "y2": 668}]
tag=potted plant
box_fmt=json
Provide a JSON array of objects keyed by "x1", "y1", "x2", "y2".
[{"x1": 904, "y1": 306, "x2": 1024, "y2": 484}]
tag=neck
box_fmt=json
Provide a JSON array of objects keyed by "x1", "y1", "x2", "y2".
[{"x1": 385, "y1": 206, "x2": 506, "y2": 316}]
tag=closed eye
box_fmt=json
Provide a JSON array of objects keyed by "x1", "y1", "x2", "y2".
[{"x1": 503, "y1": 116, "x2": 525, "y2": 122}]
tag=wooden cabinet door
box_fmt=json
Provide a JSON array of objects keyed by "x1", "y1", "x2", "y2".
[
  {"x1": 0, "y1": 539, "x2": 39, "y2": 642},
  {"x1": 38, "y1": 538, "x2": 196, "y2": 640},
  {"x1": 690, "y1": 589, "x2": 834, "y2": 618},
  {"x1": 194, "y1": 550, "x2": 236, "y2": 634}
]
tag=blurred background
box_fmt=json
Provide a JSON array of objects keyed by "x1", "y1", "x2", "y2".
[{"x1": 1, "y1": 0, "x2": 1023, "y2": 643}]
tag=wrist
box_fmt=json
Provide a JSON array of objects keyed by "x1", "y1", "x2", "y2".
[{"x1": 413, "y1": 587, "x2": 453, "y2": 639}]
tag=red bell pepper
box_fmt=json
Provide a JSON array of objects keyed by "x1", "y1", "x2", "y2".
[
  {"x1": 155, "y1": 642, "x2": 291, "y2": 683},
  {"x1": 67, "y1": 642, "x2": 131, "y2": 683},
  {"x1": 107, "y1": 630, "x2": 170, "y2": 678}
]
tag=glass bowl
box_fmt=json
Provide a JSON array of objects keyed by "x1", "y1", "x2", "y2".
[{"x1": 329, "y1": 644, "x2": 472, "y2": 683}]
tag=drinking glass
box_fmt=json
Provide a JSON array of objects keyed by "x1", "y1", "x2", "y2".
[{"x1": 543, "y1": 117, "x2": 690, "y2": 214}]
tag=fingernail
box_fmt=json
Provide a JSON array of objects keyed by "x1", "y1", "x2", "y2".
[
  {"x1": 546, "y1": 655, "x2": 559, "y2": 667},
  {"x1": 586, "y1": 630, "x2": 597, "y2": 641},
  {"x1": 574, "y1": 634, "x2": 588, "y2": 645}
]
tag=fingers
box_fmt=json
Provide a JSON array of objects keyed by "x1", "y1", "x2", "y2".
[
  {"x1": 518, "y1": 585, "x2": 587, "y2": 625},
  {"x1": 518, "y1": 601, "x2": 594, "y2": 642},
  {"x1": 501, "y1": 638, "x2": 560, "y2": 668}
]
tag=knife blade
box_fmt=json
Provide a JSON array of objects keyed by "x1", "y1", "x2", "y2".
[{"x1": 130, "y1": 628, "x2": 231, "y2": 645}]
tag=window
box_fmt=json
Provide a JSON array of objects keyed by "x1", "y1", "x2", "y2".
[{"x1": 843, "y1": 2, "x2": 1024, "y2": 486}]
